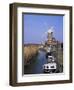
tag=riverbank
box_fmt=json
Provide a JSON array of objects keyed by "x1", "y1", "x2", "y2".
[
  {"x1": 24, "y1": 44, "x2": 63, "y2": 66},
  {"x1": 24, "y1": 44, "x2": 40, "y2": 65}
]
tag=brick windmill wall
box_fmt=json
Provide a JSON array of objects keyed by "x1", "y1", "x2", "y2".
[{"x1": 45, "y1": 28, "x2": 57, "y2": 47}]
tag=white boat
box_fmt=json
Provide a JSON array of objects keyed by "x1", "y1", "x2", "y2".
[
  {"x1": 43, "y1": 55, "x2": 57, "y2": 73},
  {"x1": 47, "y1": 56, "x2": 55, "y2": 63},
  {"x1": 43, "y1": 63, "x2": 57, "y2": 73}
]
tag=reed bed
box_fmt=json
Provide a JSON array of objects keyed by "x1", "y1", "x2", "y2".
[{"x1": 24, "y1": 44, "x2": 39, "y2": 65}]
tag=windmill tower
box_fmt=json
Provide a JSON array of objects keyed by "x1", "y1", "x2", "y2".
[
  {"x1": 45, "y1": 27, "x2": 55, "y2": 46},
  {"x1": 45, "y1": 27, "x2": 58, "y2": 58},
  {"x1": 47, "y1": 28, "x2": 53, "y2": 43}
]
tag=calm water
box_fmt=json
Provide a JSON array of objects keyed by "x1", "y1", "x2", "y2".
[{"x1": 24, "y1": 50, "x2": 63, "y2": 74}]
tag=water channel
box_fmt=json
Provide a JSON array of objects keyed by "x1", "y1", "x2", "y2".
[{"x1": 24, "y1": 50, "x2": 63, "y2": 74}]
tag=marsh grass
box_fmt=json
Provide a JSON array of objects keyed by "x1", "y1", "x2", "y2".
[{"x1": 24, "y1": 44, "x2": 40, "y2": 65}]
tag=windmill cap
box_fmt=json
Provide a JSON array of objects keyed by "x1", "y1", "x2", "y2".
[{"x1": 47, "y1": 28, "x2": 53, "y2": 33}]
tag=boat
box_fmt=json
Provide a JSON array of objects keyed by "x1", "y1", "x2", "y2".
[{"x1": 43, "y1": 55, "x2": 57, "y2": 73}]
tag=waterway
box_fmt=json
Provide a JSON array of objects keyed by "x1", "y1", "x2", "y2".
[{"x1": 24, "y1": 50, "x2": 63, "y2": 74}]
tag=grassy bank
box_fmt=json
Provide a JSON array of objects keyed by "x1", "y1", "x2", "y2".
[{"x1": 24, "y1": 44, "x2": 40, "y2": 65}]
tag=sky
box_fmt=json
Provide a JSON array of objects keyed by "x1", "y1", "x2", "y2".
[{"x1": 23, "y1": 14, "x2": 63, "y2": 44}]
